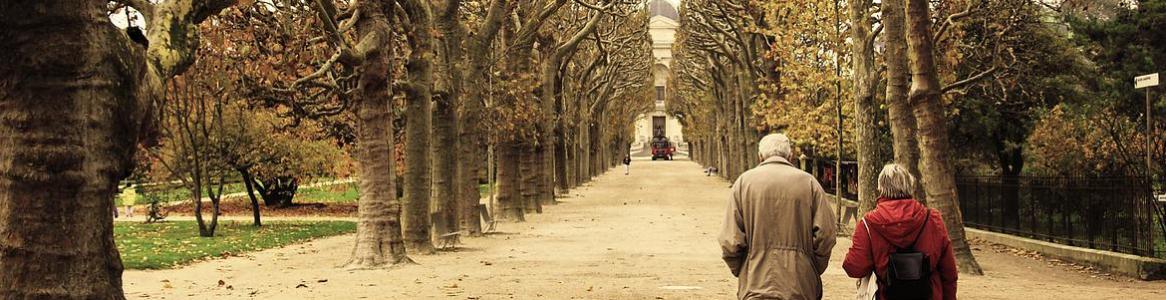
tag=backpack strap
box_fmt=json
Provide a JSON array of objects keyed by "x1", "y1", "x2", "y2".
[{"x1": 862, "y1": 217, "x2": 880, "y2": 284}]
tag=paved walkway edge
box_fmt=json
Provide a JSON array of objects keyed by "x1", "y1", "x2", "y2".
[{"x1": 966, "y1": 228, "x2": 1166, "y2": 280}]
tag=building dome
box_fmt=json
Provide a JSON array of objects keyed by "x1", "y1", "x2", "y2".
[{"x1": 648, "y1": 0, "x2": 679, "y2": 20}]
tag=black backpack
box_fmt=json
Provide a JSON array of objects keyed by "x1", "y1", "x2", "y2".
[{"x1": 881, "y1": 211, "x2": 933, "y2": 300}]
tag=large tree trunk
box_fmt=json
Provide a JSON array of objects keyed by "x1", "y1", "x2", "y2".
[
  {"x1": 906, "y1": 0, "x2": 983, "y2": 275},
  {"x1": 520, "y1": 148, "x2": 542, "y2": 213},
  {"x1": 849, "y1": 0, "x2": 883, "y2": 216},
  {"x1": 431, "y1": 0, "x2": 464, "y2": 245},
  {"x1": 0, "y1": 4, "x2": 140, "y2": 297},
  {"x1": 345, "y1": 0, "x2": 411, "y2": 268},
  {"x1": 0, "y1": 0, "x2": 236, "y2": 296},
  {"x1": 456, "y1": 0, "x2": 507, "y2": 236},
  {"x1": 400, "y1": 0, "x2": 436, "y2": 254},
  {"x1": 555, "y1": 126, "x2": 570, "y2": 191},
  {"x1": 882, "y1": 0, "x2": 926, "y2": 207},
  {"x1": 495, "y1": 143, "x2": 525, "y2": 221},
  {"x1": 456, "y1": 141, "x2": 483, "y2": 235},
  {"x1": 577, "y1": 121, "x2": 590, "y2": 184},
  {"x1": 540, "y1": 141, "x2": 556, "y2": 205},
  {"x1": 537, "y1": 13, "x2": 601, "y2": 204}
]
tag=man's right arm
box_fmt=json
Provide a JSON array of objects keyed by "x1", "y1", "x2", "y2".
[{"x1": 718, "y1": 180, "x2": 747, "y2": 277}]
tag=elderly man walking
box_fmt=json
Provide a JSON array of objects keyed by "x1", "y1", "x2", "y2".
[{"x1": 719, "y1": 133, "x2": 838, "y2": 300}]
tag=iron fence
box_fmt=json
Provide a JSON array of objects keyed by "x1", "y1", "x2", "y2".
[
  {"x1": 957, "y1": 175, "x2": 1166, "y2": 258},
  {"x1": 799, "y1": 158, "x2": 858, "y2": 200}
]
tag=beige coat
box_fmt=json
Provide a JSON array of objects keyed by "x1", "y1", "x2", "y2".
[{"x1": 719, "y1": 156, "x2": 838, "y2": 300}]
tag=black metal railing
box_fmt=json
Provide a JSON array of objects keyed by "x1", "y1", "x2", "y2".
[{"x1": 957, "y1": 175, "x2": 1166, "y2": 258}]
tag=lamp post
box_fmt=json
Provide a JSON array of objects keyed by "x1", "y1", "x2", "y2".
[
  {"x1": 833, "y1": 0, "x2": 845, "y2": 225},
  {"x1": 1135, "y1": 72, "x2": 1159, "y2": 179}
]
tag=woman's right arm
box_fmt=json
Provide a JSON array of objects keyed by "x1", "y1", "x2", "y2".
[{"x1": 843, "y1": 219, "x2": 874, "y2": 278}]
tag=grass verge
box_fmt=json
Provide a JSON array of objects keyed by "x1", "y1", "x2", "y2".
[
  {"x1": 296, "y1": 183, "x2": 493, "y2": 203},
  {"x1": 115, "y1": 220, "x2": 356, "y2": 270}
]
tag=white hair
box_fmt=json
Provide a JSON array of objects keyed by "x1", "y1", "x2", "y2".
[
  {"x1": 878, "y1": 164, "x2": 916, "y2": 199},
  {"x1": 757, "y1": 133, "x2": 792, "y2": 161}
]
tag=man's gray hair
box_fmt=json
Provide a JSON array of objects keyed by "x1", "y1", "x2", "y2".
[
  {"x1": 757, "y1": 133, "x2": 792, "y2": 161},
  {"x1": 878, "y1": 163, "x2": 916, "y2": 199}
]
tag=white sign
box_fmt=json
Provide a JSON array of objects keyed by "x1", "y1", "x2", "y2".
[{"x1": 1135, "y1": 73, "x2": 1159, "y2": 89}]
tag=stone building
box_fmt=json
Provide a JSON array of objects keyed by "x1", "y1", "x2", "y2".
[{"x1": 633, "y1": 0, "x2": 684, "y2": 149}]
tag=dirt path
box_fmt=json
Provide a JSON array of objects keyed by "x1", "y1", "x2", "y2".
[{"x1": 123, "y1": 157, "x2": 1166, "y2": 299}]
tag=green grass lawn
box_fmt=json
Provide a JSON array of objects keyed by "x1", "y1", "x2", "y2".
[
  {"x1": 135, "y1": 182, "x2": 249, "y2": 205},
  {"x1": 115, "y1": 220, "x2": 356, "y2": 270},
  {"x1": 297, "y1": 183, "x2": 361, "y2": 203},
  {"x1": 295, "y1": 183, "x2": 493, "y2": 203}
]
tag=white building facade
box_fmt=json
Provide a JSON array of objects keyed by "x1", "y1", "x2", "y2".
[{"x1": 633, "y1": 0, "x2": 684, "y2": 148}]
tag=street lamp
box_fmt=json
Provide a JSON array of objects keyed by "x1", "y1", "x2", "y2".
[{"x1": 1135, "y1": 72, "x2": 1159, "y2": 180}]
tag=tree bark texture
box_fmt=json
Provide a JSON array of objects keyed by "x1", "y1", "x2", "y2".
[
  {"x1": 849, "y1": 0, "x2": 884, "y2": 216},
  {"x1": 0, "y1": 0, "x2": 235, "y2": 296},
  {"x1": 345, "y1": 0, "x2": 411, "y2": 268},
  {"x1": 495, "y1": 143, "x2": 525, "y2": 221},
  {"x1": 520, "y1": 148, "x2": 542, "y2": 213},
  {"x1": 906, "y1": 0, "x2": 983, "y2": 275},
  {"x1": 882, "y1": 0, "x2": 927, "y2": 207},
  {"x1": 431, "y1": 0, "x2": 464, "y2": 245},
  {"x1": 400, "y1": 0, "x2": 437, "y2": 254},
  {"x1": 0, "y1": 3, "x2": 139, "y2": 297},
  {"x1": 455, "y1": 0, "x2": 507, "y2": 235},
  {"x1": 240, "y1": 170, "x2": 263, "y2": 226}
]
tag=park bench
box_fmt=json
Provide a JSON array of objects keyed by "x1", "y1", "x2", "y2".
[
  {"x1": 437, "y1": 231, "x2": 464, "y2": 250},
  {"x1": 480, "y1": 203, "x2": 496, "y2": 233}
]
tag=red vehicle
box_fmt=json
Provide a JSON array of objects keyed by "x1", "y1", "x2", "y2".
[{"x1": 650, "y1": 137, "x2": 675, "y2": 160}]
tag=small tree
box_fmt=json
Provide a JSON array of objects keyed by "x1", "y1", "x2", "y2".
[
  {"x1": 149, "y1": 74, "x2": 233, "y2": 237},
  {"x1": 221, "y1": 106, "x2": 343, "y2": 226}
]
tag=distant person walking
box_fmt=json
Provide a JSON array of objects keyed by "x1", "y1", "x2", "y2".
[
  {"x1": 719, "y1": 133, "x2": 838, "y2": 300},
  {"x1": 623, "y1": 155, "x2": 632, "y2": 175},
  {"x1": 844, "y1": 164, "x2": 958, "y2": 300}
]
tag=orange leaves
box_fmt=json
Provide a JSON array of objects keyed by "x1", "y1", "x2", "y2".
[{"x1": 1025, "y1": 104, "x2": 1159, "y2": 175}]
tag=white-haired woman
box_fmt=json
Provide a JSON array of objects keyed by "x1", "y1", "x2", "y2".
[{"x1": 843, "y1": 164, "x2": 958, "y2": 300}]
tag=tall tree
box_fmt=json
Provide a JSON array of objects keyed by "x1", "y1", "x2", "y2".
[
  {"x1": 848, "y1": 0, "x2": 883, "y2": 215},
  {"x1": 881, "y1": 0, "x2": 926, "y2": 206},
  {"x1": 905, "y1": 0, "x2": 983, "y2": 275},
  {"x1": 151, "y1": 75, "x2": 233, "y2": 237},
  {"x1": 538, "y1": 2, "x2": 612, "y2": 207},
  {"x1": 492, "y1": 0, "x2": 570, "y2": 222},
  {"x1": 431, "y1": 0, "x2": 465, "y2": 247},
  {"x1": 399, "y1": 0, "x2": 437, "y2": 253},
  {"x1": 458, "y1": 0, "x2": 509, "y2": 235},
  {"x1": 343, "y1": 0, "x2": 413, "y2": 267},
  {"x1": 242, "y1": 0, "x2": 412, "y2": 268}
]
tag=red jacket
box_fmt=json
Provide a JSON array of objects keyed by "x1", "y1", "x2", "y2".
[{"x1": 843, "y1": 198, "x2": 958, "y2": 300}]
